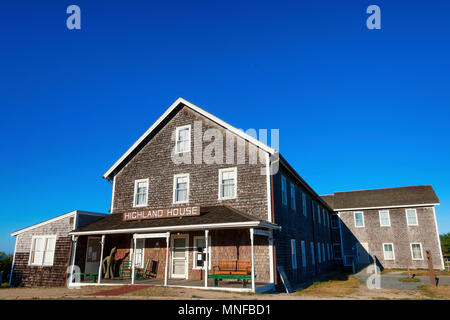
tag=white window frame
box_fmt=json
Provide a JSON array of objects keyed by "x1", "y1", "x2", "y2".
[
  {"x1": 301, "y1": 241, "x2": 306, "y2": 268},
  {"x1": 175, "y1": 125, "x2": 191, "y2": 154},
  {"x1": 354, "y1": 211, "x2": 365, "y2": 228},
  {"x1": 218, "y1": 167, "x2": 237, "y2": 200},
  {"x1": 133, "y1": 178, "x2": 149, "y2": 208},
  {"x1": 173, "y1": 173, "x2": 190, "y2": 204},
  {"x1": 29, "y1": 235, "x2": 57, "y2": 267},
  {"x1": 379, "y1": 210, "x2": 391, "y2": 227},
  {"x1": 310, "y1": 242, "x2": 315, "y2": 265},
  {"x1": 410, "y1": 243, "x2": 424, "y2": 261},
  {"x1": 281, "y1": 175, "x2": 287, "y2": 206},
  {"x1": 193, "y1": 236, "x2": 212, "y2": 270},
  {"x1": 406, "y1": 209, "x2": 419, "y2": 226},
  {"x1": 302, "y1": 193, "x2": 307, "y2": 216},
  {"x1": 290, "y1": 183, "x2": 296, "y2": 211},
  {"x1": 130, "y1": 238, "x2": 145, "y2": 268},
  {"x1": 291, "y1": 239, "x2": 297, "y2": 269},
  {"x1": 383, "y1": 243, "x2": 395, "y2": 260}
]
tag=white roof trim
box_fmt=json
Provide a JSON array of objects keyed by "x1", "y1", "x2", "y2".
[
  {"x1": 69, "y1": 220, "x2": 281, "y2": 236},
  {"x1": 10, "y1": 211, "x2": 108, "y2": 236},
  {"x1": 336, "y1": 203, "x2": 440, "y2": 212},
  {"x1": 102, "y1": 97, "x2": 275, "y2": 180}
]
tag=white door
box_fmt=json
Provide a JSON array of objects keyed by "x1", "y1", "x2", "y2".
[
  {"x1": 171, "y1": 235, "x2": 188, "y2": 279},
  {"x1": 85, "y1": 237, "x2": 102, "y2": 274},
  {"x1": 358, "y1": 242, "x2": 370, "y2": 264}
]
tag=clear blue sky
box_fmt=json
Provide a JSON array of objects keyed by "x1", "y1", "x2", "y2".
[{"x1": 1, "y1": 1, "x2": 449, "y2": 254}]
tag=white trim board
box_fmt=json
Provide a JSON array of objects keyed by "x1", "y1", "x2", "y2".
[
  {"x1": 10, "y1": 211, "x2": 108, "y2": 236},
  {"x1": 103, "y1": 97, "x2": 275, "y2": 180},
  {"x1": 69, "y1": 220, "x2": 281, "y2": 236}
]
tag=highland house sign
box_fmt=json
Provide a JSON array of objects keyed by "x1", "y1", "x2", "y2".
[{"x1": 123, "y1": 206, "x2": 200, "y2": 221}]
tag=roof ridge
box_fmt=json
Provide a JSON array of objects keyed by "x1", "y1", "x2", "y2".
[{"x1": 334, "y1": 185, "x2": 432, "y2": 194}]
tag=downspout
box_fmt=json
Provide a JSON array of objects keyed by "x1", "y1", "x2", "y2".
[{"x1": 270, "y1": 172, "x2": 278, "y2": 286}]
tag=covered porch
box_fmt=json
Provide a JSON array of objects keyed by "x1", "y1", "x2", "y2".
[{"x1": 68, "y1": 206, "x2": 279, "y2": 293}]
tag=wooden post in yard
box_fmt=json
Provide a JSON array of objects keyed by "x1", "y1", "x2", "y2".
[{"x1": 426, "y1": 250, "x2": 436, "y2": 287}]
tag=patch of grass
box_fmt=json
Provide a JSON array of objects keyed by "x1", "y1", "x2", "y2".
[
  {"x1": 418, "y1": 284, "x2": 450, "y2": 300},
  {"x1": 295, "y1": 273, "x2": 362, "y2": 297},
  {"x1": 398, "y1": 277, "x2": 420, "y2": 283},
  {"x1": 382, "y1": 268, "x2": 450, "y2": 277},
  {"x1": 191, "y1": 295, "x2": 203, "y2": 299},
  {"x1": 0, "y1": 283, "x2": 9, "y2": 289}
]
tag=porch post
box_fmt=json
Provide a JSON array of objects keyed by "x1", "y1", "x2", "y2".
[
  {"x1": 250, "y1": 228, "x2": 255, "y2": 292},
  {"x1": 131, "y1": 235, "x2": 137, "y2": 285},
  {"x1": 204, "y1": 229, "x2": 209, "y2": 288},
  {"x1": 164, "y1": 233, "x2": 170, "y2": 286},
  {"x1": 68, "y1": 235, "x2": 78, "y2": 287},
  {"x1": 97, "y1": 235, "x2": 105, "y2": 284}
]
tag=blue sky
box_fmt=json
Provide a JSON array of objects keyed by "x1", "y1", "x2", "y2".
[{"x1": 1, "y1": 0, "x2": 449, "y2": 254}]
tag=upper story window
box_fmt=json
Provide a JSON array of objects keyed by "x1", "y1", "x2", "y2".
[
  {"x1": 281, "y1": 175, "x2": 287, "y2": 206},
  {"x1": 331, "y1": 214, "x2": 339, "y2": 228},
  {"x1": 290, "y1": 183, "x2": 296, "y2": 211},
  {"x1": 219, "y1": 167, "x2": 237, "y2": 200},
  {"x1": 29, "y1": 235, "x2": 56, "y2": 266},
  {"x1": 302, "y1": 193, "x2": 307, "y2": 216},
  {"x1": 354, "y1": 212, "x2": 365, "y2": 227},
  {"x1": 317, "y1": 205, "x2": 322, "y2": 224},
  {"x1": 406, "y1": 209, "x2": 418, "y2": 226},
  {"x1": 133, "y1": 178, "x2": 149, "y2": 207},
  {"x1": 173, "y1": 173, "x2": 189, "y2": 204},
  {"x1": 379, "y1": 210, "x2": 391, "y2": 227},
  {"x1": 175, "y1": 125, "x2": 191, "y2": 153}
]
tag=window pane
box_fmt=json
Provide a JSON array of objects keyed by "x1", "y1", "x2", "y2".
[
  {"x1": 384, "y1": 244, "x2": 393, "y2": 259},
  {"x1": 380, "y1": 211, "x2": 390, "y2": 226},
  {"x1": 412, "y1": 244, "x2": 422, "y2": 259},
  {"x1": 407, "y1": 210, "x2": 417, "y2": 225},
  {"x1": 355, "y1": 213, "x2": 364, "y2": 226}
]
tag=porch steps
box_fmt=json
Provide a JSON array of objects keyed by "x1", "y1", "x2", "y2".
[{"x1": 88, "y1": 285, "x2": 151, "y2": 296}]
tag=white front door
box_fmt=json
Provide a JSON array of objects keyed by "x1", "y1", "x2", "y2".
[{"x1": 171, "y1": 235, "x2": 188, "y2": 279}]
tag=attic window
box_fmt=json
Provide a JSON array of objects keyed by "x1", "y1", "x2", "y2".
[{"x1": 175, "y1": 125, "x2": 191, "y2": 153}]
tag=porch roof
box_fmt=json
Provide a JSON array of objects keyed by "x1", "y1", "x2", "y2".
[{"x1": 69, "y1": 205, "x2": 280, "y2": 236}]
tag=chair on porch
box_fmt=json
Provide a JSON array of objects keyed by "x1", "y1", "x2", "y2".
[
  {"x1": 136, "y1": 259, "x2": 159, "y2": 280},
  {"x1": 119, "y1": 260, "x2": 132, "y2": 279}
]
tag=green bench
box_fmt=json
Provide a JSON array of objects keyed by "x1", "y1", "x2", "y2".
[
  {"x1": 208, "y1": 260, "x2": 252, "y2": 288},
  {"x1": 208, "y1": 273, "x2": 252, "y2": 288},
  {"x1": 74, "y1": 272, "x2": 98, "y2": 283}
]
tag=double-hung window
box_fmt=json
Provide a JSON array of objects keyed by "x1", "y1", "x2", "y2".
[
  {"x1": 317, "y1": 242, "x2": 321, "y2": 263},
  {"x1": 290, "y1": 184, "x2": 296, "y2": 211},
  {"x1": 379, "y1": 210, "x2": 390, "y2": 227},
  {"x1": 383, "y1": 243, "x2": 395, "y2": 260},
  {"x1": 310, "y1": 242, "x2": 315, "y2": 265},
  {"x1": 281, "y1": 175, "x2": 287, "y2": 206},
  {"x1": 411, "y1": 243, "x2": 423, "y2": 260},
  {"x1": 291, "y1": 239, "x2": 297, "y2": 269},
  {"x1": 317, "y1": 205, "x2": 321, "y2": 224},
  {"x1": 354, "y1": 212, "x2": 364, "y2": 227},
  {"x1": 406, "y1": 209, "x2": 418, "y2": 226},
  {"x1": 322, "y1": 243, "x2": 325, "y2": 262},
  {"x1": 134, "y1": 178, "x2": 149, "y2": 207},
  {"x1": 302, "y1": 193, "x2": 307, "y2": 216},
  {"x1": 173, "y1": 174, "x2": 189, "y2": 204},
  {"x1": 301, "y1": 241, "x2": 306, "y2": 267},
  {"x1": 29, "y1": 235, "x2": 56, "y2": 266},
  {"x1": 175, "y1": 125, "x2": 191, "y2": 153},
  {"x1": 219, "y1": 167, "x2": 237, "y2": 200}
]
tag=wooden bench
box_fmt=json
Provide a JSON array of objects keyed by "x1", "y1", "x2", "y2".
[{"x1": 209, "y1": 260, "x2": 252, "y2": 288}]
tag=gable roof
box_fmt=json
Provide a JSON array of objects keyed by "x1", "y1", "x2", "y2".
[
  {"x1": 320, "y1": 185, "x2": 440, "y2": 211},
  {"x1": 103, "y1": 97, "x2": 276, "y2": 180},
  {"x1": 10, "y1": 210, "x2": 107, "y2": 236}
]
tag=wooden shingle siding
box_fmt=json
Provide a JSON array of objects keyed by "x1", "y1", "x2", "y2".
[{"x1": 112, "y1": 107, "x2": 269, "y2": 221}]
